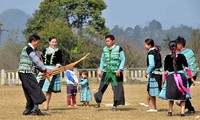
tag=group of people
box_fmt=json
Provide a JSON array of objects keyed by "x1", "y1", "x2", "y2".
[
  {"x1": 141, "y1": 36, "x2": 198, "y2": 117},
  {"x1": 18, "y1": 34, "x2": 198, "y2": 117},
  {"x1": 18, "y1": 34, "x2": 125, "y2": 116}
]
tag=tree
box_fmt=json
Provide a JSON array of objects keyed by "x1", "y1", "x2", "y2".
[
  {"x1": 0, "y1": 30, "x2": 24, "y2": 70},
  {"x1": 123, "y1": 41, "x2": 146, "y2": 68},
  {"x1": 133, "y1": 25, "x2": 142, "y2": 40},
  {"x1": 24, "y1": 0, "x2": 109, "y2": 38},
  {"x1": 190, "y1": 29, "x2": 200, "y2": 65},
  {"x1": 23, "y1": 0, "x2": 109, "y2": 68},
  {"x1": 111, "y1": 25, "x2": 124, "y2": 36},
  {"x1": 148, "y1": 19, "x2": 162, "y2": 30}
]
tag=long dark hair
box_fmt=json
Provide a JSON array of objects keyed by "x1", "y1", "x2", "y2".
[
  {"x1": 169, "y1": 41, "x2": 177, "y2": 73},
  {"x1": 49, "y1": 36, "x2": 57, "y2": 42},
  {"x1": 144, "y1": 38, "x2": 154, "y2": 47},
  {"x1": 145, "y1": 38, "x2": 161, "y2": 58}
]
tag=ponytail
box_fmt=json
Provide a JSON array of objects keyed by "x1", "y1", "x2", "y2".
[{"x1": 169, "y1": 41, "x2": 177, "y2": 73}]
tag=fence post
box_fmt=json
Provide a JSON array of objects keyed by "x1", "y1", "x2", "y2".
[
  {"x1": 123, "y1": 68, "x2": 127, "y2": 83},
  {"x1": 1, "y1": 69, "x2": 5, "y2": 85}
]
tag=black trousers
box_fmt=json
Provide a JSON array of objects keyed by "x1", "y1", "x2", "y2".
[
  {"x1": 185, "y1": 78, "x2": 195, "y2": 111},
  {"x1": 19, "y1": 73, "x2": 46, "y2": 110},
  {"x1": 94, "y1": 72, "x2": 125, "y2": 106},
  {"x1": 185, "y1": 99, "x2": 195, "y2": 111}
]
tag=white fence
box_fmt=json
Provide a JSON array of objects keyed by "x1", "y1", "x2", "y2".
[{"x1": 0, "y1": 68, "x2": 147, "y2": 86}]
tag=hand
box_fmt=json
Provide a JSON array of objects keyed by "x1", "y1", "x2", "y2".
[
  {"x1": 98, "y1": 71, "x2": 103, "y2": 78},
  {"x1": 191, "y1": 79, "x2": 196, "y2": 86},
  {"x1": 145, "y1": 73, "x2": 148, "y2": 78},
  {"x1": 74, "y1": 82, "x2": 78, "y2": 86},
  {"x1": 116, "y1": 69, "x2": 121, "y2": 77},
  {"x1": 46, "y1": 68, "x2": 52, "y2": 75}
]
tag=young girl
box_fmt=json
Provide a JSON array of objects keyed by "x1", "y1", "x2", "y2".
[
  {"x1": 66, "y1": 66, "x2": 78, "y2": 107},
  {"x1": 144, "y1": 38, "x2": 162, "y2": 112},
  {"x1": 79, "y1": 70, "x2": 92, "y2": 107}
]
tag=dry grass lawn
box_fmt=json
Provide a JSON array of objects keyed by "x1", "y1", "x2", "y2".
[{"x1": 0, "y1": 83, "x2": 200, "y2": 120}]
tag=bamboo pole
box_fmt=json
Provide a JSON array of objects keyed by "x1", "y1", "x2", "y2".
[{"x1": 39, "y1": 53, "x2": 90, "y2": 80}]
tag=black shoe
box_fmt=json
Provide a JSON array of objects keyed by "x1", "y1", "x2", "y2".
[
  {"x1": 167, "y1": 112, "x2": 172, "y2": 116},
  {"x1": 94, "y1": 103, "x2": 100, "y2": 108},
  {"x1": 23, "y1": 109, "x2": 32, "y2": 115},
  {"x1": 185, "y1": 110, "x2": 195, "y2": 114},
  {"x1": 176, "y1": 102, "x2": 181, "y2": 106},
  {"x1": 31, "y1": 109, "x2": 44, "y2": 116}
]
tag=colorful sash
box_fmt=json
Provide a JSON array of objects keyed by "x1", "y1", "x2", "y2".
[
  {"x1": 104, "y1": 72, "x2": 117, "y2": 86},
  {"x1": 173, "y1": 73, "x2": 190, "y2": 95}
]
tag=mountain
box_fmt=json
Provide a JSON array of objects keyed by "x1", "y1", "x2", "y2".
[{"x1": 0, "y1": 9, "x2": 31, "y2": 44}]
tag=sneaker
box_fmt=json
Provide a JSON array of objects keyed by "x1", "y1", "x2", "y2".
[
  {"x1": 146, "y1": 109, "x2": 158, "y2": 112},
  {"x1": 139, "y1": 103, "x2": 149, "y2": 107},
  {"x1": 175, "y1": 102, "x2": 181, "y2": 106},
  {"x1": 31, "y1": 109, "x2": 44, "y2": 116},
  {"x1": 23, "y1": 109, "x2": 32, "y2": 115},
  {"x1": 185, "y1": 110, "x2": 195, "y2": 114}
]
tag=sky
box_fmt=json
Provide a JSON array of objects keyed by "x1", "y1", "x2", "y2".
[{"x1": 0, "y1": 0, "x2": 200, "y2": 29}]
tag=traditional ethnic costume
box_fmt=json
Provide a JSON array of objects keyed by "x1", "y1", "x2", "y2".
[
  {"x1": 38, "y1": 47, "x2": 62, "y2": 93},
  {"x1": 18, "y1": 43, "x2": 46, "y2": 115},
  {"x1": 180, "y1": 49, "x2": 199, "y2": 85},
  {"x1": 179, "y1": 49, "x2": 199, "y2": 113},
  {"x1": 94, "y1": 44, "x2": 126, "y2": 107},
  {"x1": 79, "y1": 78, "x2": 92, "y2": 103},
  {"x1": 146, "y1": 47, "x2": 162, "y2": 97},
  {"x1": 66, "y1": 69, "x2": 78, "y2": 106},
  {"x1": 160, "y1": 53, "x2": 192, "y2": 100}
]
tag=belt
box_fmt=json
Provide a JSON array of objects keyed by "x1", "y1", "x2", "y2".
[
  {"x1": 152, "y1": 70, "x2": 163, "y2": 75},
  {"x1": 18, "y1": 70, "x2": 34, "y2": 74}
]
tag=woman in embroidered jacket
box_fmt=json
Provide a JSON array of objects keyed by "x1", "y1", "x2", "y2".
[
  {"x1": 39, "y1": 36, "x2": 62, "y2": 110},
  {"x1": 144, "y1": 38, "x2": 162, "y2": 112},
  {"x1": 163, "y1": 41, "x2": 195, "y2": 116}
]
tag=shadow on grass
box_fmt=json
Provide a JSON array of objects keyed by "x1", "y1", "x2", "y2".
[
  {"x1": 50, "y1": 107, "x2": 78, "y2": 111},
  {"x1": 194, "y1": 111, "x2": 200, "y2": 114},
  {"x1": 158, "y1": 108, "x2": 168, "y2": 112},
  {"x1": 96, "y1": 107, "x2": 137, "y2": 111}
]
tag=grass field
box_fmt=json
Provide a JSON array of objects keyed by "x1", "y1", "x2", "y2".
[{"x1": 0, "y1": 83, "x2": 200, "y2": 120}]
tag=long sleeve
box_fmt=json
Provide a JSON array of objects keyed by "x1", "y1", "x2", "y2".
[
  {"x1": 119, "y1": 50, "x2": 126, "y2": 70},
  {"x1": 66, "y1": 71, "x2": 76, "y2": 83},
  {"x1": 99, "y1": 52, "x2": 104, "y2": 72},
  {"x1": 146, "y1": 54, "x2": 155, "y2": 74},
  {"x1": 80, "y1": 79, "x2": 88, "y2": 85},
  {"x1": 26, "y1": 47, "x2": 46, "y2": 72}
]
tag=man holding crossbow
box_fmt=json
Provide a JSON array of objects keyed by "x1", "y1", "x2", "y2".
[{"x1": 18, "y1": 34, "x2": 52, "y2": 116}]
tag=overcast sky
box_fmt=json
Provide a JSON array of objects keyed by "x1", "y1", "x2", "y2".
[{"x1": 0, "y1": 0, "x2": 200, "y2": 29}]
